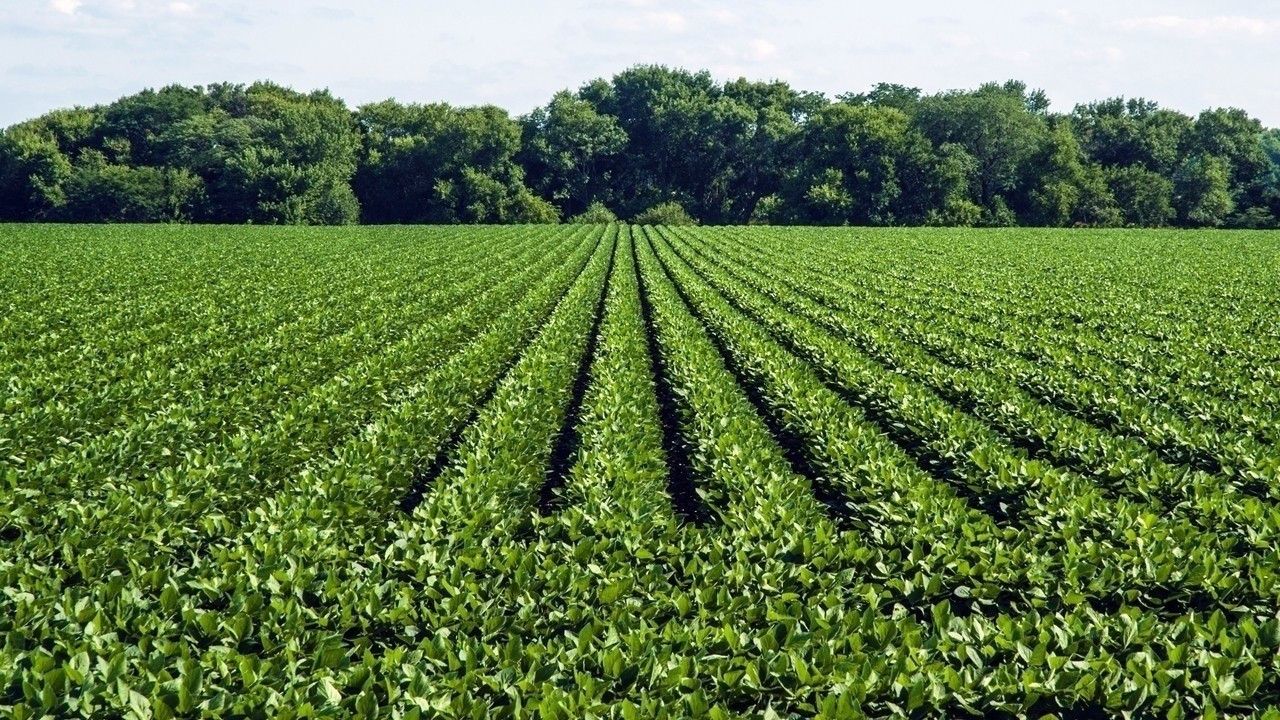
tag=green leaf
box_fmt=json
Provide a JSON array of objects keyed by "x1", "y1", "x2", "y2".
[
  {"x1": 1241, "y1": 664, "x2": 1264, "y2": 696},
  {"x1": 159, "y1": 585, "x2": 180, "y2": 614},
  {"x1": 319, "y1": 677, "x2": 342, "y2": 705}
]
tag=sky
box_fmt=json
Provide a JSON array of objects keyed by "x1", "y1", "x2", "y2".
[{"x1": 2, "y1": 0, "x2": 1279, "y2": 128}]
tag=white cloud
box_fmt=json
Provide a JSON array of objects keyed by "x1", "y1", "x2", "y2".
[
  {"x1": 706, "y1": 8, "x2": 741, "y2": 26},
  {"x1": 936, "y1": 32, "x2": 976, "y2": 48},
  {"x1": 648, "y1": 11, "x2": 687, "y2": 32},
  {"x1": 1023, "y1": 8, "x2": 1076, "y2": 26},
  {"x1": 748, "y1": 38, "x2": 777, "y2": 60},
  {"x1": 1118, "y1": 15, "x2": 1279, "y2": 37},
  {"x1": 48, "y1": 0, "x2": 197, "y2": 19},
  {"x1": 709, "y1": 63, "x2": 749, "y2": 78},
  {"x1": 51, "y1": 0, "x2": 83, "y2": 15},
  {"x1": 997, "y1": 49, "x2": 1032, "y2": 64},
  {"x1": 614, "y1": 11, "x2": 687, "y2": 33}
]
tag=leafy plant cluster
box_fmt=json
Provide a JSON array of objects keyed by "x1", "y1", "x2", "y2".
[
  {"x1": 3, "y1": 224, "x2": 1280, "y2": 718},
  {"x1": 3, "y1": 69, "x2": 1280, "y2": 227}
]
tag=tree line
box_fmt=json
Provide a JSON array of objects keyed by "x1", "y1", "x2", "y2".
[{"x1": 2, "y1": 66, "x2": 1279, "y2": 227}]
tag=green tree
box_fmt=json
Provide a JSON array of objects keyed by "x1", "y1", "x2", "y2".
[
  {"x1": 224, "y1": 83, "x2": 361, "y2": 225},
  {"x1": 152, "y1": 97, "x2": 256, "y2": 222},
  {"x1": 4, "y1": 83, "x2": 363, "y2": 224},
  {"x1": 718, "y1": 79, "x2": 827, "y2": 223},
  {"x1": 1025, "y1": 123, "x2": 1120, "y2": 226},
  {"x1": 1174, "y1": 155, "x2": 1234, "y2": 226},
  {"x1": 798, "y1": 168, "x2": 854, "y2": 224},
  {"x1": 1186, "y1": 108, "x2": 1271, "y2": 224},
  {"x1": 915, "y1": 81, "x2": 1049, "y2": 218},
  {"x1": 579, "y1": 66, "x2": 718, "y2": 217},
  {"x1": 925, "y1": 143, "x2": 983, "y2": 226},
  {"x1": 0, "y1": 123, "x2": 73, "y2": 220},
  {"x1": 1106, "y1": 166, "x2": 1175, "y2": 226},
  {"x1": 1260, "y1": 129, "x2": 1280, "y2": 222},
  {"x1": 96, "y1": 85, "x2": 209, "y2": 167},
  {"x1": 519, "y1": 91, "x2": 626, "y2": 218},
  {"x1": 579, "y1": 66, "x2": 811, "y2": 223},
  {"x1": 838, "y1": 83, "x2": 923, "y2": 114},
  {"x1": 1, "y1": 70, "x2": 1277, "y2": 229},
  {"x1": 782, "y1": 103, "x2": 934, "y2": 224},
  {"x1": 1262, "y1": 129, "x2": 1280, "y2": 192},
  {"x1": 56, "y1": 149, "x2": 203, "y2": 222},
  {"x1": 1072, "y1": 98, "x2": 1192, "y2": 175},
  {"x1": 356, "y1": 101, "x2": 552, "y2": 224}
]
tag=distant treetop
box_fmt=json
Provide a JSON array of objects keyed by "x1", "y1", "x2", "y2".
[{"x1": 1, "y1": 67, "x2": 1277, "y2": 228}]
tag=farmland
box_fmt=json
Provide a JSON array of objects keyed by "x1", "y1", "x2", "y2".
[{"x1": 3, "y1": 223, "x2": 1280, "y2": 718}]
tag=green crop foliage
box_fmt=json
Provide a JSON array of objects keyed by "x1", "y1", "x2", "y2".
[{"x1": 2, "y1": 223, "x2": 1280, "y2": 719}]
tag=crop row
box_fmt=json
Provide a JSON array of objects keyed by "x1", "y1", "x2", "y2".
[{"x1": 4, "y1": 224, "x2": 1279, "y2": 719}]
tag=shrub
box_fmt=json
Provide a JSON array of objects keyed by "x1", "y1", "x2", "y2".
[
  {"x1": 511, "y1": 191, "x2": 562, "y2": 224},
  {"x1": 569, "y1": 201, "x2": 618, "y2": 224},
  {"x1": 748, "y1": 195, "x2": 782, "y2": 225},
  {"x1": 634, "y1": 201, "x2": 697, "y2": 226}
]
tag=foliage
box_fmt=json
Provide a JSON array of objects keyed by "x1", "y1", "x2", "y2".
[
  {"x1": 633, "y1": 200, "x2": 697, "y2": 226},
  {"x1": 0, "y1": 70, "x2": 1278, "y2": 227},
  {"x1": 1262, "y1": 129, "x2": 1280, "y2": 195},
  {"x1": 5, "y1": 224, "x2": 1280, "y2": 718},
  {"x1": 354, "y1": 102, "x2": 550, "y2": 224},
  {"x1": 569, "y1": 200, "x2": 618, "y2": 224},
  {"x1": 914, "y1": 81, "x2": 1048, "y2": 210},
  {"x1": 1106, "y1": 165, "x2": 1175, "y2": 227},
  {"x1": 57, "y1": 155, "x2": 204, "y2": 222},
  {"x1": 1175, "y1": 154, "x2": 1235, "y2": 226},
  {"x1": 1025, "y1": 122, "x2": 1120, "y2": 226},
  {"x1": 519, "y1": 91, "x2": 627, "y2": 218},
  {"x1": 0, "y1": 121, "x2": 73, "y2": 219},
  {"x1": 1071, "y1": 97, "x2": 1191, "y2": 175},
  {"x1": 231, "y1": 83, "x2": 363, "y2": 225},
  {"x1": 779, "y1": 103, "x2": 935, "y2": 225}
]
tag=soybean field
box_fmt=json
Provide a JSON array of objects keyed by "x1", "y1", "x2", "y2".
[{"x1": 4, "y1": 223, "x2": 1280, "y2": 719}]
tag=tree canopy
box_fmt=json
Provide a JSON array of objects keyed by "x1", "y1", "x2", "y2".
[{"x1": 2, "y1": 67, "x2": 1277, "y2": 228}]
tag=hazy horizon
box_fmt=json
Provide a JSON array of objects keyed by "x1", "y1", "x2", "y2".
[{"x1": 3, "y1": 0, "x2": 1279, "y2": 127}]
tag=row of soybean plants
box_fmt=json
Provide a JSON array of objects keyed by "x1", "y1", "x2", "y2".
[
  {"x1": 3, "y1": 224, "x2": 588, "y2": 573},
  {"x1": 7, "y1": 223, "x2": 971, "y2": 720},
  {"x1": 339, "y1": 225, "x2": 1280, "y2": 719},
  {"x1": 941, "y1": 233, "x2": 1280, "y2": 451},
  {"x1": 385, "y1": 225, "x2": 1006, "y2": 720},
  {"x1": 306, "y1": 224, "x2": 843, "y2": 720},
  {"x1": 5, "y1": 223, "x2": 1277, "y2": 719},
  {"x1": 849, "y1": 229, "x2": 1279, "y2": 393},
  {"x1": 261, "y1": 225, "x2": 798, "y2": 719},
  {"x1": 914, "y1": 238, "x2": 1280, "y2": 449},
  {"x1": 766, "y1": 228, "x2": 1280, "y2": 460},
  {"x1": 706, "y1": 227, "x2": 1280, "y2": 531},
  {"x1": 174, "y1": 225, "x2": 633, "y2": 719},
  {"x1": 1, "y1": 224, "x2": 604, "y2": 718},
  {"x1": 669, "y1": 225, "x2": 1280, "y2": 599},
  {"x1": 1, "y1": 225, "x2": 505, "y2": 488},
  {"x1": 2, "y1": 225, "x2": 463, "y2": 454},
  {"x1": 686, "y1": 228, "x2": 1280, "y2": 520},
  {"x1": 639, "y1": 225, "x2": 1280, "y2": 717}
]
